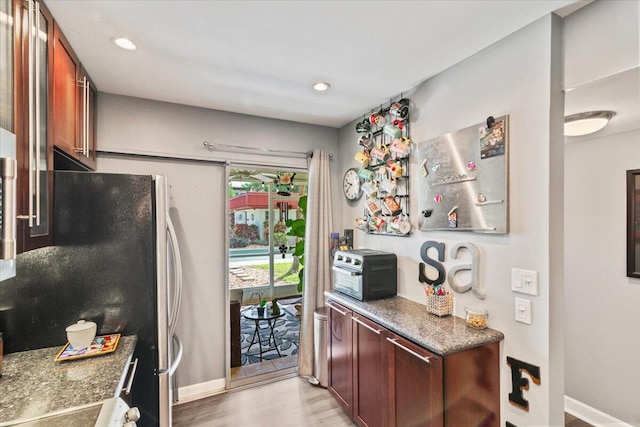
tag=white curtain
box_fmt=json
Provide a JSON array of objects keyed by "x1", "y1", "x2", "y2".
[{"x1": 298, "y1": 149, "x2": 333, "y2": 377}]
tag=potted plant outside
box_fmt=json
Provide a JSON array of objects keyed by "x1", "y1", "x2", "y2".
[{"x1": 257, "y1": 299, "x2": 267, "y2": 316}]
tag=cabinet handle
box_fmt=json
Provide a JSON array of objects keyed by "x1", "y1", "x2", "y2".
[
  {"x1": 83, "y1": 77, "x2": 87, "y2": 156},
  {"x1": 74, "y1": 77, "x2": 88, "y2": 156},
  {"x1": 326, "y1": 301, "x2": 349, "y2": 316},
  {"x1": 84, "y1": 80, "x2": 89, "y2": 157},
  {"x1": 0, "y1": 158, "x2": 17, "y2": 260},
  {"x1": 331, "y1": 266, "x2": 361, "y2": 276},
  {"x1": 25, "y1": 0, "x2": 41, "y2": 228},
  {"x1": 121, "y1": 358, "x2": 139, "y2": 396},
  {"x1": 387, "y1": 337, "x2": 431, "y2": 364},
  {"x1": 27, "y1": 0, "x2": 34, "y2": 228},
  {"x1": 34, "y1": 0, "x2": 41, "y2": 227},
  {"x1": 353, "y1": 316, "x2": 382, "y2": 334}
]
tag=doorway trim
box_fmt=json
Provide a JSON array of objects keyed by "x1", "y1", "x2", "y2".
[{"x1": 224, "y1": 161, "x2": 308, "y2": 390}]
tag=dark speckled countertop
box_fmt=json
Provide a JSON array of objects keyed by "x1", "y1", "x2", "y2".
[
  {"x1": 0, "y1": 335, "x2": 137, "y2": 426},
  {"x1": 325, "y1": 291, "x2": 503, "y2": 355}
]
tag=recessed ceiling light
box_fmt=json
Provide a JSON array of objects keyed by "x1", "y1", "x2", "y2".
[
  {"x1": 564, "y1": 111, "x2": 615, "y2": 136},
  {"x1": 113, "y1": 37, "x2": 137, "y2": 51},
  {"x1": 313, "y1": 82, "x2": 331, "y2": 92}
]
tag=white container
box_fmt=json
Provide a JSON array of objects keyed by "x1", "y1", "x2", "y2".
[{"x1": 66, "y1": 320, "x2": 97, "y2": 349}]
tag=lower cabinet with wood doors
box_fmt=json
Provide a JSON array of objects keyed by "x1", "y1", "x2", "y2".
[
  {"x1": 352, "y1": 313, "x2": 388, "y2": 426},
  {"x1": 386, "y1": 332, "x2": 443, "y2": 427},
  {"x1": 327, "y1": 299, "x2": 353, "y2": 417},
  {"x1": 326, "y1": 298, "x2": 501, "y2": 427}
]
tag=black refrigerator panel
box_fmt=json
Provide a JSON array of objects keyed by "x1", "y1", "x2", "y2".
[{"x1": 0, "y1": 171, "x2": 159, "y2": 425}]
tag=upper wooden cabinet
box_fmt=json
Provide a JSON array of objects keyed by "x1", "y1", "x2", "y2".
[
  {"x1": 51, "y1": 22, "x2": 78, "y2": 159},
  {"x1": 51, "y1": 22, "x2": 96, "y2": 171},
  {"x1": 5, "y1": 0, "x2": 97, "y2": 254},
  {"x1": 13, "y1": 0, "x2": 55, "y2": 253},
  {"x1": 1, "y1": 0, "x2": 15, "y2": 131}
]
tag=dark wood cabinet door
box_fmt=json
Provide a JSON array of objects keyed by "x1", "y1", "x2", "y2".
[
  {"x1": 442, "y1": 342, "x2": 500, "y2": 427},
  {"x1": 51, "y1": 22, "x2": 79, "y2": 160},
  {"x1": 14, "y1": 0, "x2": 54, "y2": 252},
  {"x1": 352, "y1": 314, "x2": 387, "y2": 427},
  {"x1": 327, "y1": 301, "x2": 353, "y2": 417},
  {"x1": 77, "y1": 67, "x2": 96, "y2": 170},
  {"x1": 387, "y1": 332, "x2": 444, "y2": 427}
]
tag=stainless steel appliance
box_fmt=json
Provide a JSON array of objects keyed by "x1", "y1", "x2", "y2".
[
  {"x1": 332, "y1": 249, "x2": 397, "y2": 301},
  {"x1": 0, "y1": 172, "x2": 183, "y2": 427},
  {"x1": 0, "y1": 127, "x2": 16, "y2": 282},
  {"x1": 96, "y1": 396, "x2": 141, "y2": 427}
]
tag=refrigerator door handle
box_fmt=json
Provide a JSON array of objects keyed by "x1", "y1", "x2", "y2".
[
  {"x1": 167, "y1": 216, "x2": 183, "y2": 337},
  {"x1": 155, "y1": 176, "x2": 170, "y2": 372},
  {"x1": 0, "y1": 158, "x2": 16, "y2": 260},
  {"x1": 169, "y1": 333, "x2": 183, "y2": 376}
]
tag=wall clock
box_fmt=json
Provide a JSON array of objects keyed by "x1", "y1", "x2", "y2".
[{"x1": 343, "y1": 168, "x2": 362, "y2": 201}]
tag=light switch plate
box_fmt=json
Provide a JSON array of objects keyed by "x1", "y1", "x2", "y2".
[
  {"x1": 511, "y1": 268, "x2": 539, "y2": 296},
  {"x1": 515, "y1": 297, "x2": 532, "y2": 324}
]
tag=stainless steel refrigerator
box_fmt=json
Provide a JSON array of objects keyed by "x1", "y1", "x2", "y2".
[{"x1": 0, "y1": 171, "x2": 183, "y2": 426}]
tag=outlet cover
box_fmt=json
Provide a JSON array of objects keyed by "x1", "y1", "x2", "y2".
[
  {"x1": 515, "y1": 297, "x2": 532, "y2": 324},
  {"x1": 511, "y1": 268, "x2": 539, "y2": 296}
]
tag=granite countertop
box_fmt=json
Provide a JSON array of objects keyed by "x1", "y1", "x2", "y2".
[
  {"x1": 325, "y1": 290, "x2": 503, "y2": 356},
  {"x1": 0, "y1": 335, "x2": 137, "y2": 426}
]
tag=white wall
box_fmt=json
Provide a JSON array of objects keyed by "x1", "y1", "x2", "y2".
[
  {"x1": 97, "y1": 93, "x2": 339, "y2": 171},
  {"x1": 564, "y1": 130, "x2": 640, "y2": 425},
  {"x1": 563, "y1": 1, "x2": 640, "y2": 425},
  {"x1": 337, "y1": 15, "x2": 564, "y2": 426},
  {"x1": 96, "y1": 94, "x2": 339, "y2": 388},
  {"x1": 563, "y1": 0, "x2": 639, "y2": 89}
]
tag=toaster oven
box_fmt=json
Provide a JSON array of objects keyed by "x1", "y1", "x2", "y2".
[{"x1": 332, "y1": 249, "x2": 397, "y2": 301}]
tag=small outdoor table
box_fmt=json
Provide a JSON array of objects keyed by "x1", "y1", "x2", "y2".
[{"x1": 243, "y1": 307, "x2": 285, "y2": 361}]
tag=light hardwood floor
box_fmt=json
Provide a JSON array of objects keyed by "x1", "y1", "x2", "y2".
[
  {"x1": 565, "y1": 413, "x2": 594, "y2": 427},
  {"x1": 173, "y1": 377, "x2": 354, "y2": 427},
  {"x1": 174, "y1": 376, "x2": 595, "y2": 427},
  {"x1": 230, "y1": 355, "x2": 298, "y2": 386}
]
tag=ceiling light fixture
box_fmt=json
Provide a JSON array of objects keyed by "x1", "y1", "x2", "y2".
[
  {"x1": 313, "y1": 82, "x2": 331, "y2": 92},
  {"x1": 113, "y1": 37, "x2": 137, "y2": 51},
  {"x1": 564, "y1": 111, "x2": 615, "y2": 136}
]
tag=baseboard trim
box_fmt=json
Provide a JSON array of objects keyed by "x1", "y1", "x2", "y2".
[
  {"x1": 176, "y1": 378, "x2": 226, "y2": 404},
  {"x1": 565, "y1": 395, "x2": 634, "y2": 427}
]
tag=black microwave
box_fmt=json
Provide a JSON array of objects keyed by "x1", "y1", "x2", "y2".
[{"x1": 332, "y1": 249, "x2": 397, "y2": 301}]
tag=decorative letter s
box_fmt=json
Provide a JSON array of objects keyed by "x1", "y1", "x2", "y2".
[{"x1": 418, "y1": 241, "x2": 446, "y2": 286}]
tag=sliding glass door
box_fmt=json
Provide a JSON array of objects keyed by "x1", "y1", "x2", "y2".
[{"x1": 228, "y1": 166, "x2": 307, "y2": 304}]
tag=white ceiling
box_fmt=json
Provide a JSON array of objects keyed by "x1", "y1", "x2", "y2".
[{"x1": 44, "y1": 0, "x2": 584, "y2": 129}]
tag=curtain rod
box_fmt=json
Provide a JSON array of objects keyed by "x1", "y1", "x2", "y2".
[
  {"x1": 203, "y1": 141, "x2": 332, "y2": 159},
  {"x1": 97, "y1": 149, "x2": 226, "y2": 165}
]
